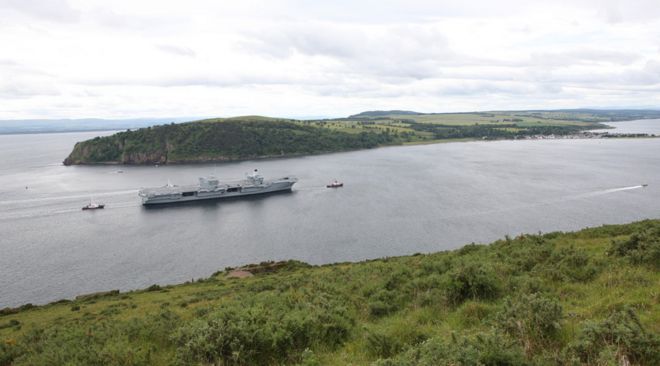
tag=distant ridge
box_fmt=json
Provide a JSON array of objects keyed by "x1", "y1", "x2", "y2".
[
  {"x1": 0, "y1": 117, "x2": 202, "y2": 135},
  {"x1": 349, "y1": 110, "x2": 422, "y2": 118}
]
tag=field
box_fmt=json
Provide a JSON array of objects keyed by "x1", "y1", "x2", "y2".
[
  {"x1": 1, "y1": 219, "x2": 658, "y2": 365},
  {"x1": 303, "y1": 109, "x2": 644, "y2": 144}
]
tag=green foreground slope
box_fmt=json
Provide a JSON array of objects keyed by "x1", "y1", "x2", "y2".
[{"x1": 1, "y1": 220, "x2": 659, "y2": 365}]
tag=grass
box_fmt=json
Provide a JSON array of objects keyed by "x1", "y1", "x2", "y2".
[
  {"x1": 1, "y1": 219, "x2": 658, "y2": 365},
  {"x1": 355, "y1": 111, "x2": 603, "y2": 126}
]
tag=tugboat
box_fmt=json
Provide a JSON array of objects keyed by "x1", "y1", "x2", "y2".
[
  {"x1": 82, "y1": 199, "x2": 105, "y2": 210},
  {"x1": 327, "y1": 180, "x2": 343, "y2": 188}
]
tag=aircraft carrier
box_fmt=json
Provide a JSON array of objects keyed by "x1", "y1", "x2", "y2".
[{"x1": 138, "y1": 169, "x2": 297, "y2": 205}]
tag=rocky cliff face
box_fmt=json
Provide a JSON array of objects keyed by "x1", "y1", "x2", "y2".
[{"x1": 63, "y1": 137, "x2": 168, "y2": 165}]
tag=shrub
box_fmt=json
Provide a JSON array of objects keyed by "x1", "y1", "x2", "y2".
[
  {"x1": 365, "y1": 319, "x2": 428, "y2": 359},
  {"x1": 0, "y1": 340, "x2": 22, "y2": 366},
  {"x1": 0, "y1": 320, "x2": 20, "y2": 330},
  {"x1": 457, "y1": 301, "x2": 494, "y2": 327},
  {"x1": 372, "y1": 332, "x2": 527, "y2": 366},
  {"x1": 173, "y1": 300, "x2": 353, "y2": 365},
  {"x1": 296, "y1": 348, "x2": 320, "y2": 366},
  {"x1": 540, "y1": 246, "x2": 599, "y2": 282},
  {"x1": 8, "y1": 322, "x2": 153, "y2": 366},
  {"x1": 507, "y1": 275, "x2": 546, "y2": 295},
  {"x1": 445, "y1": 261, "x2": 501, "y2": 305},
  {"x1": 496, "y1": 294, "x2": 563, "y2": 354},
  {"x1": 457, "y1": 243, "x2": 483, "y2": 256},
  {"x1": 567, "y1": 308, "x2": 660, "y2": 365},
  {"x1": 365, "y1": 329, "x2": 404, "y2": 358},
  {"x1": 608, "y1": 226, "x2": 660, "y2": 268},
  {"x1": 368, "y1": 290, "x2": 400, "y2": 317}
]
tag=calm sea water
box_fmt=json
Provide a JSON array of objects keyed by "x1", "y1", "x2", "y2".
[
  {"x1": 594, "y1": 119, "x2": 660, "y2": 134},
  {"x1": 1, "y1": 122, "x2": 659, "y2": 307}
]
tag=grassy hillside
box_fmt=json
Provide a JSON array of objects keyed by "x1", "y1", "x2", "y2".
[{"x1": 1, "y1": 220, "x2": 658, "y2": 365}]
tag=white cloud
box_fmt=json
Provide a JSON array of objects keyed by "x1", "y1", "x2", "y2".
[
  {"x1": 156, "y1": 44, "x2": 197, "y2": 58},
  {"x1": 0, "y1": 0, "x2": 660, "y2": 119},
  {"x1": 0, "y1": 0, "x2": 80, "y2": 23}
]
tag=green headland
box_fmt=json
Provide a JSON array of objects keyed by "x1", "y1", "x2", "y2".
[
  {"x1": 1, "y1": 219, "x2": 658, "y2": 365},
  {"x1": 63, "y1": 109, "x2": 660, "y2": 165}
]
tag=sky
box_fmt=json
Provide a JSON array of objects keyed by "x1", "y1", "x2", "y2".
[{"x1": 1, "y1": 0, "x2": 660, "y2": 119}]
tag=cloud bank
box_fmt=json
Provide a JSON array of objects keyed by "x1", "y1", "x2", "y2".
[{"x1": 1, "y1": 0, "x2": 659, "y2": 118}]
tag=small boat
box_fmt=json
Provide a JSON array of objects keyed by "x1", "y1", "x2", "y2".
[
  {"x1": 642, "y1": 184, "x2": 648, "y2": 187},
  {"x1": 82, "y1": 199, "x2": 105, "y2": 210},
  {"x1": 327, "y1": 180, "x2": 343, "y2": 188}
]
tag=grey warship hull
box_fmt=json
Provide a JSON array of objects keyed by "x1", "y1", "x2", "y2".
[{"x1": 138, "y1": 171, "x2": 296, "y2": 205}]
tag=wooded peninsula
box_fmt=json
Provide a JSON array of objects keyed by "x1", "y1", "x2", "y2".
[{"x1": 63, "y1": 109, "x2": 660, "y2": 165}]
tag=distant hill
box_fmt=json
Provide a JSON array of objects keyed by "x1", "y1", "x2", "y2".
[
  {"x1": 547, "y1": 109, "x2": 660, "y2": 121},
  {"x1": 349, "y1": 109, "x2": 660, "y2": 122},
  {"x1": 349, "y1": 110, "x2": 422, "y2": 118},
  {"x1": 0, "y1": 117, "x2": 201, "y2": 135}
]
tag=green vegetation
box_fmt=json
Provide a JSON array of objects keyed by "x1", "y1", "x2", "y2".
[
  {"x1": 63, "y1": 118, "x2": 396, "y2": 165},
  {"x1": 1, "y1": 220, "x2": 659, "y2": 365},
  {"x1": 64, "y1": 108, "x2": 660, "y2": 165}
]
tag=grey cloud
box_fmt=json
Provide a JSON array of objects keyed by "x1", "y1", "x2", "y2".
[
  {"x1": 0, "y1": 59, "x2": 18, "y2": 66},
  {"x1": 241, "y1": 22, "x2": 365, "y2": 58},
  {"x1": 0, "y1": 0, "x2": 79, "y2": 22},
  {"x1": 530, "y1": 48, "x2": 640, "y2": 67},
  {"x1": 0, "y1": 83, "x2": 60, "y2": 99},
  {"x1": 530, "y1": 58, "x2": 660, "y2": 87},
  {"x1": 90, "y1": 7, "x2": 189, "y2": 33},
  {"x1": 242, "y1": 22, "x2": 453, "y2": 79},
  {"x1": 156, "y1": 44, "x2": 196, "y2": 58},
  {"x1": 620, "y1": 60, "x2": 660, "y2": 85},
  {"x1": 71, "y1": 73, "x2": 317, "y2": 88}
]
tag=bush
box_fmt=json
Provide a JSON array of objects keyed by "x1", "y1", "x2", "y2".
[
  {"x1": 296, "y1": 348, "x2": 320, "y2": 366},
  {"x1": 368, "y1": 290, "x2": 400, "y2": 317},
  {"x1": 457, "y1": 301, "x2": 494, "y2": 327},
  {"x1": 496, "y1": 294, "x2": 563, "y2": 354},
  {"x1": 540, "y1": 246, "x2": 599, "y2": 282},
  {"x1": 173, "y1": 300, "x2": 353, "y2": 365},
  {"x1": 0, "y1": 340, "x2": 23, "y2": 366},
  {"x1": 7, "y1": 322, "x2": 153, "y2": 366},
  {"x1": 445, "y1": 261, "x2": 501, "y2": 305},
  {"x1": 567, "y1": 308, "x2": 660, "y2": 365},
  {"x1": 0, "y1": 320, "x2": 20, "y2": 330},
  {"x1": 608, "y1": 225, "x2": 660, "y2": 268},
  {"x1": 364, "y1": 320, "x2": 428, "y2": 359},
  {"x1": 372, "y1": 332, "x2": 528, "y2": 366},
  {"x1": 365, "y1": 330, "x2": 404, "y2": 358}
]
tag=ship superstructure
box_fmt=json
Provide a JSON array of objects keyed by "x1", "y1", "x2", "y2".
[{"x1": 138, "y1": 169, "x2": 296, "y2": 205}]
